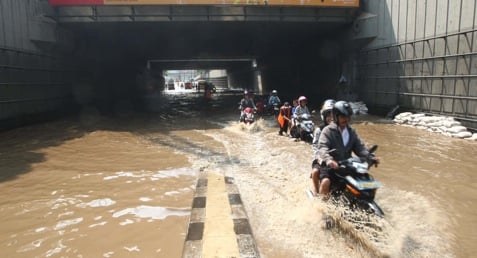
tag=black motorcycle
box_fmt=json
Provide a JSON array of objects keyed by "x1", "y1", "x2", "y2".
[
  {"x1": 263, "y1": 102, "x2": 280, "y2": 116},
  {"x1": 328, "y1": 145, "x2": 384, "y2": 217}
]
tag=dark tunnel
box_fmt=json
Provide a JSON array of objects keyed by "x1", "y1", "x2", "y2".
[{"x1": 60, "y1": 19, "x2": 357, "y2": 112}]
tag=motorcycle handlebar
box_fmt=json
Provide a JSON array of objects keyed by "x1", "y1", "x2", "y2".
[{"x1": 328, "y1": 145, "x2": 379, "y2": 168}]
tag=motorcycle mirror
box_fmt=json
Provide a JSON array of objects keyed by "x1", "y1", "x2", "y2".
[{"x1": 368, "y1": 145, "x2": 378, "y2": 153}]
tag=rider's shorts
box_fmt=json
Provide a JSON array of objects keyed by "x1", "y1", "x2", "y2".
[
  {"x1": 311, "y1": 159, "x2": 320, "y2": 169},
  {"x1": 319, "y1": 166, "x2": 340, "y2": 181},
  {"x1": 310, "y1": 159, "x2": 320, "y2": 178}
]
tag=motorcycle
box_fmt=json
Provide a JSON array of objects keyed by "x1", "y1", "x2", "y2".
[
  {"x1": 265, "y1": 102, "x2": 280, "y2": 116},
  {"x1": 328, "y1": 145, "x2": 384, "y2": 217},
  {"x1": 255, "y1": 99, "x2": 265, "y2": 115},
  {"x1": 240, "y1": 107, "x2": 255, "y2": 124},
  {"x1": 291, "y1": 113, "x2": 314, "y2": 142}
]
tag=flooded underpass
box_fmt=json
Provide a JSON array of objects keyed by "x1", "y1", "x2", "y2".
[{"x1": 0, "y1": 91, "x2": 476, "y2": 258}]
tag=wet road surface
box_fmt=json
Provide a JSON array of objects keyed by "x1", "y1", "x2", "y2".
[{"x1": 0, "y1": 91, "x2": 476, "y2": 257}]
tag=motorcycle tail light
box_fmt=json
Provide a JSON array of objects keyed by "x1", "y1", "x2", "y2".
[{"x1": 346, "y1": 185, "x2": 360, "y2": 196}]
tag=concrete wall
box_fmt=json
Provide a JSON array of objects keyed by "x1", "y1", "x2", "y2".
[
  {"x1": 3, "y1": 0, "x2": 475, "y2": 130},
  {"x1": 0, "y1": 0, "x2": 75, "y2": 130},
  {"x1": 354, "y1": 0, "x2": 477, "y2": 130}
]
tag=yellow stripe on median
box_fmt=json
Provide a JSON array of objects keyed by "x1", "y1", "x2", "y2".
[{"x1": 202, "y1": 173, "x2": 240, "y2": 258}]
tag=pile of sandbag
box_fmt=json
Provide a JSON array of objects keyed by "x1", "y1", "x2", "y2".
[
  {"x1": 349, "y1": 101, "x2": 368, "y2": 115},
  {"x1": 394, "y1": 112, "x2": 477, "y2": 140}
]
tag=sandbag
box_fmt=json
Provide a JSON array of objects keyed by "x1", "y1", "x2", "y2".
[
  {"x1": 446, "y1": 126, "x2": 467, "y2": 134},
  {"x1": 452, "y1": 131, "x2": 473, "y2": 138}
]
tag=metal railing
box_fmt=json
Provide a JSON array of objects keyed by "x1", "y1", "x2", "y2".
[{"x1": 357, "y1": 20, "x2": 476, "y2": 129}]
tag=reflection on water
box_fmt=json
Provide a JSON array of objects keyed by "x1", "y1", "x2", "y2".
[
  {"x1": 112, "y1": 206, "x2": 189, "y2": 220},
  {"x1": 0, "y1": 117, "x2": 197, "y2": 257},
  {"x1": 0, "y1": 92, "x2": 475, "y2": 257}
]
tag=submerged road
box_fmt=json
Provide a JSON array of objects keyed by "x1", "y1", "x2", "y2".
[{"x1": 0, "y1": 91, "x2": 476, "y2": 257}]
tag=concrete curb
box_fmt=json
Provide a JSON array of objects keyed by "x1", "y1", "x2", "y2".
[{"x1": 182, "y1": 172, "x2": 260, "y2": 258}]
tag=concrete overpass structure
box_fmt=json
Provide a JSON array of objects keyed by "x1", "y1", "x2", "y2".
[{"x1": 1, "y1": 0, "x2": 476, "y2": 130}]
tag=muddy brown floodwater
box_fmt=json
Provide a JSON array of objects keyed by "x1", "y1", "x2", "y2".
[{"x1": 0, "y1": 91, "x2": 475, "y2": 258}]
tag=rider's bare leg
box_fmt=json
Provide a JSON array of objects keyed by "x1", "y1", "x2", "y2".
[
  {"x1": 319, "y1": 178, "x2": 331, "y2": 201},
  {"x1": 311, "y1": 168, "x2": 320, "y2": 196}
]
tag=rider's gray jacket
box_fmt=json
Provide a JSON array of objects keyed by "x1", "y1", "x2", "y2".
[
  {"x1": 317, "y1": 122, "x2": 370, "y2": 166},
  {"x1": 293, "y1": 105, "x2": 310, "y2": 118},
  {"x1": 239, "y1": 98, "x2": 256, "y2": 110}
]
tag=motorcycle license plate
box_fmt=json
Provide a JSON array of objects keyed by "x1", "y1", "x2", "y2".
[{"x1": 356, "y1": 180, "x2": 380, "y2": 189}]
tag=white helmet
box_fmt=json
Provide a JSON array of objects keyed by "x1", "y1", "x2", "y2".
[
  {"x1": 320, "y1": 99, "x2": 336, "y2": 121},
  {"x1": 272, "y1": 90, "x2": 277, "y2": 95},
  {"x1": 298, "y1": 96, "x2": 307, "y2": 103}
]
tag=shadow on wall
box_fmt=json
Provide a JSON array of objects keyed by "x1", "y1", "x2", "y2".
[
  {"x1": 260, "y1": 39, "x2": 344, "y2": 103},
  {"x1": 351, "y1": 0, "x2": 402, "y2": 116}
]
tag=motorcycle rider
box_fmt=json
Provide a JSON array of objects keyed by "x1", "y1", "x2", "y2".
[
  {"x1": 317, "y1": 100, "x2": 380, "y2": 200},
  {"x1": 239, "y1": 90, "x2": 257, "y2": 122},
  {"x1": 204, "y1": 82, "x2": 214, "y2": 101},
  {"x1": 290, "y1": 99, "x2": 298, "y2": 132},
  {"x1": 291, "y1": 96, "x2": 311, "y2": 139},
  {"x1": 291, "y1": 99, "x2": 299, "y2": 115},
  {"x1": 310, "y1": 99, "x2": 335, "y2": 196},
  {"x1": 268, "y1": 90, "x2": 281, "y2": 114},
  {"x1": 278, "y1": 102, "x2": 292, "y2": 136},
  {"x1": 255, "y1": 96, "x2": 265, "y2": 114}
]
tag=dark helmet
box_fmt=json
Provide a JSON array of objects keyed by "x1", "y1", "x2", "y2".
[
  {"x1": 333, "y1": 100, "x2": 353, "y2": 119},
  {"x1": 320, "y1": 99, "x2": 336, "y2": 121}
]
